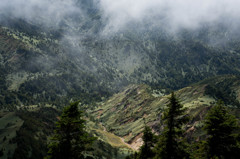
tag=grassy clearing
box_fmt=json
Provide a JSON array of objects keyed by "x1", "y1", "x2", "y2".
[
  {"x1": 86, "y1": 119, "x2": 134, "y2": 158},
  {"x1": 86, "y1": 119, "x2": 132, "y2": 149}
]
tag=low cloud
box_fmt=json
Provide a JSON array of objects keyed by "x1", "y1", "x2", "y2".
[
  {"x1": 0, "y1": 0, "x2": 81, "y2": 26},
  {"x1": 0, "y1": 0, "x2": 240, "y2": 35},
  {"x1": 99, "y1": 0, "x2": 240, "y2": 33}
]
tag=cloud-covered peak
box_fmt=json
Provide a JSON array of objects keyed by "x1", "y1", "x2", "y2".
[{"x1": 99, "y1": 0, "x2": 240, "y2": 33}]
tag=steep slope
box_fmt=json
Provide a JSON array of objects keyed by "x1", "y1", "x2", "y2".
[
  {"x1": 0, "y1": 108, "x2": 58, "y2": 159},
  {"x1": 92, "y1": 75, "x2": 240, "y2": 149},
  {"x1": 0, "y1": 25, "x2": 116, "y2": 109},
  {"x1": 1, "y1": 1, "x2": 240, "y2": 110},
  {"x1": 1, "y1": 1, "x2": 240, "y2": 158},
  {"x1": 1, "y1": 76, "x2": 239, "y2": 158},
  {"x1": 0, "y1": 107, "x2": 133, "y2": 159}
]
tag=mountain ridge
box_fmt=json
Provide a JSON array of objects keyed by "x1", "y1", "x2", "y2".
[
  {"x1": 1, "y1": 17, "x2": 240, "y2": 110},
  {"x1": 1, "y1": 1, "x2": 240, "y2": 158},
  {"x1": 91, "y1": 75, "x2": 240, "y2": 149}
]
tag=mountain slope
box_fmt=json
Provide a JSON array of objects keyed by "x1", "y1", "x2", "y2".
[
  {"x1": 1, "y1": 1, "x2": 240, "y2": 158},
  {"x1": 1, "y1": 76, "x2": 239, "y2": 158},
  {"x1": 1, "y1": 1, "x2": 240, "y2": 109},
  {"x1": 91, "y1": 75, "x2": 240, "y2": 149},
  {"x1": 0, "y1": 107, "x2": 133, "y2": 159}
]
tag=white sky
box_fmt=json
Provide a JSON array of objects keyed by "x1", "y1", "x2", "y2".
[{"x1": 0, "y1": 0, "x2": 239, "y2": 33}]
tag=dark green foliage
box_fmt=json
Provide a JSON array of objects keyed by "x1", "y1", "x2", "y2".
[
  {"x1": 138, "y1": 126, "x2": 156, "y2": 159},
  {"x1": 0, "y1": 18, "x2": 41, "y2": 37},
  {"x1": 126, "y1": 126, "x2": 157, "y2": 159},
  {"x1": 91, "y1": 140, "x2": 129, "y2": 159},
  {"x1": 10, "y1": 108, "x2": 59, "y2": 159},
  {"x1": 125, "y1": 152, "x2": 138, "y2": 159},
  {"x1": 155, "y1": 92, "x2": 189, "y2": 159},
  {"x1": 0, "y1": 149, "x2": 3, "y2": 157},
  {"x1": 204, "y1": 76, "x2": 240, "y2": 107},
  {"x1": 46, "y1": 102, "x2": 96, "y2": 159},
  {"x1": 2, "y1": 14, "x2": 240, "y2": 111},
  {"x1": 188, "y1": 141, "x2": 206, "y2": 159},
  {"x1": 3, "y1": 136, "x2": 7, "y2": 142},
  {"x1": 2, "y1": 7, "x2": 240, "y2": 159},
  {"x1": 203, "y1": 101, "x2": 240, "y2": 159}
]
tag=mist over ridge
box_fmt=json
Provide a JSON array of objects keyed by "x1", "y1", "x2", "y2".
[
  {"x1": 1, "y1": 0, "x2": 240, "y2": 35},
  {"x1": 100, "y1": 0, "x2": 240, "y2": 33},
  {"x1": 1, "y1": 0, "x2": 240, "y2": 108},
  {"x1": 1, "y1": 1, "x2": 240, "y2": 159}
]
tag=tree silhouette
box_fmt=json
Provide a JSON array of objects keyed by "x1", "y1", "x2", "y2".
[
  {"x1": 155, "y1": 92, "x2": 189, "y2": 159},
  {"x1": 138, "y1": 126, "x2": 157, "y2": 159},
  {"x1": 45, "y1": 102, "x2": 95, "y2": 159},
  {"x1": 203, "y1": 101, "x2": 240, "y2": 159}
]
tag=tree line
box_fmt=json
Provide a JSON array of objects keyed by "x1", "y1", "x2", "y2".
[
  {"x1": 45, "y1": 93, "x2": 240, "y2": 159},
  {"x1": 127, "y1": 93, "x2": 240, "y2": 159}
]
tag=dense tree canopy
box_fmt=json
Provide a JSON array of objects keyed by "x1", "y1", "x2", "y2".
[
  {"x1": 155, "y1": 92, "x2": 189, "y2": 159},
  {"x1": 45, "y1": 102, "x2": 95, "y2": 159},
  {"x1": 138, "y1": 126, "x2": 156, "y2": 159},
  {"x1": 203, "y1": 101, "x2": 240, "y2": 159}
]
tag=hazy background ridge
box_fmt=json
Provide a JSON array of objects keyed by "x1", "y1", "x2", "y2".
[{"x1": 1, "y1": 0, "x2": 240, "y2": 34}]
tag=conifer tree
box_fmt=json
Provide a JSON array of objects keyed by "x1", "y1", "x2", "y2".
[
  {"x1": 203, "y1": 101, "x2": 240, "y2": 159},
  {"x1": 155, "y1": 92, "x2": 189, "y2": 159},
  {"x1": 45, "y1": 102, "x2": 95, "y2": 159},
  {"x1": 138, "y1": 126, "x2": 156, "y2": 159}
]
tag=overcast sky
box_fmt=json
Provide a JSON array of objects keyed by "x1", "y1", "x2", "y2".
[
  {"x1": 0, "y1": 0, "x2": 240, "y2": 33},
  {"x1": 100, "y1": 0, "x2": 240, "y2": 33}
]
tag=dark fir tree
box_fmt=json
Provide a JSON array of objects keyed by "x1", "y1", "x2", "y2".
[
  {"x1": 138, "y1": 126, "x2": 157, "y2": 159},
  {"x1": 45, "y1": 102, "x2": 95, "y2": 159},
  {"x1": 125, "y1": 152, "x2": 138, "y2": 159},
  {"x1": 155, "y1": 92, "x2": 189, "y2": 159},
  {"x1": 203, "y1": 101, "x2": 240, "y2": 159}
]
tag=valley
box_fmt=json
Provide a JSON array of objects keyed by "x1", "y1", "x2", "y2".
[{"x1": 0, "y1": 0, "x2": 240, "y2": 158}]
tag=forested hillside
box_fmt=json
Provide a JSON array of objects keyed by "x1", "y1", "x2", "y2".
[{"x1": 1, "y1": 0, "x2": 240, "y2": 158}]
